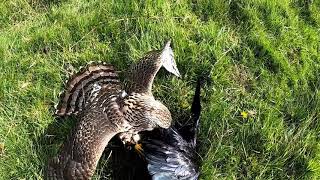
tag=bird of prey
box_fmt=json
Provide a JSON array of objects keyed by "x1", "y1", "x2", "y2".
[
  {"x1": 109, "y1": 77, "x2": 203, "y2": 180},
  {"x1": 46, "y1": 41, "x2": 180, "y2": 179}
]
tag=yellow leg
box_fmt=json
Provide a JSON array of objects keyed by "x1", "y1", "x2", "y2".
[{"x1": 134, "y1": 143, "x2": 144, "y2": 156}]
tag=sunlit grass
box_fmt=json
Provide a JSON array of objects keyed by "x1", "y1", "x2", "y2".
[{"x1": 0, "y1": 0, "x2": 319, "y2": 179}]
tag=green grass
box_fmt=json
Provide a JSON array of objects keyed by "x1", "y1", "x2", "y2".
[{"x1": 0, "y1": 0, "x2": 319, "y2": 179}]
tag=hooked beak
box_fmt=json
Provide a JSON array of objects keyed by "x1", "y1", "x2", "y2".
[{"x1": 160, "y1": 40, "x2": 181, "y2": 77}]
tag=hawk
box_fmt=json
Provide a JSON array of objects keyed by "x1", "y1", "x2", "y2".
[
  {"x1": 46, "y1": 41, "x2": 180, "y2": 179},
  {"x1": 109, "y1": 77, "x2": 204, "y2": 180}
]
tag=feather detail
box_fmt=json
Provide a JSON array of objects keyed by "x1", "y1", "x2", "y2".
[{"x1": 55, "y1": 63, "x2": 120, "y2": 117}]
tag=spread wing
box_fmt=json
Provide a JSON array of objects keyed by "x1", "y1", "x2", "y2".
[
  {"x1": 125, "y1": 50, "x2": 162, "y2": 95},
  {"x1": 175, "y1": 77, "x2": 202, "y2": 148},
  {"x1": 142, "y1": 128, "x2": 199, "y2": 180},
  {"x1": 48, "y1": 63, "x2": 126, "y2": 179},
  {"x1": 125, "y1": 41, "x2": 178, "y2": 95},
  {"x1": 55, "y1": 62, "x2": 120, "y2": 117},
  {"x1": 47, "y1": 108, "x2": 123, "y2": 179}
]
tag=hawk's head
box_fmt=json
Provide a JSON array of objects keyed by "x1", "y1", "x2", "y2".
[
  {"x1": 143, "y1": 99, "x2": 172, "y2": 129},
  {"x1": 119, "y1": 94, "x2": 172, "y2": 145},
  {"x1": 122, "y1": 94, "x2": 172, "y2": 131}
]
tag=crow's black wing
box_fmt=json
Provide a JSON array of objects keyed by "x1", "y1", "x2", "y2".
[
  {"x1": 176, "y1": 77, "x2": 202, "y2": 148},
  {"x1": 142, "y1": 128, "x2": 199, "y2": 180},
  {"x1": 107, "y1": 137, "x2": 150, "y2": 180}
]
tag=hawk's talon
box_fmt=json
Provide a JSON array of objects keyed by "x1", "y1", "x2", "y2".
[
  {"x1": 118, "y1": 132, "x2": 141, "y2": 145},
  {"x1": 134, "y1": 143, "x2": 144, "y2": 156}
]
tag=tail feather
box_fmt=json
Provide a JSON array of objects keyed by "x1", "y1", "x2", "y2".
[{"x1": 55, "y1": 63, "x2": 120, "y2": 117}]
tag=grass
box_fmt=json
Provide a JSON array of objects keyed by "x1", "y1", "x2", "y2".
[{"x1": 0, "y1": 0, "x2": 319, "y2": 179}]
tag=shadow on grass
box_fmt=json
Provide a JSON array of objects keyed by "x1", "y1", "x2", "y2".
[
  {"x1": 293, "y1": 0, "x2": 317, "y2": 27},
  {"x1": 248, "y1": 39, "x2": 280, "y2": 74},
  {"x1": 230, "y1": 38, "x2": 280, "y2": 75},
  {"x1": 284, "y1": 154, "x2": 311, "y2": 178},
  {"x1": 34, "y1": 115, "x2": 76, "y2": 177},
  {"x1": 29, "y1": 0, "x2": 64, "y2": 10},
  {"x1": 228, "y1": 0, "x2": 252, "y2": 28}
]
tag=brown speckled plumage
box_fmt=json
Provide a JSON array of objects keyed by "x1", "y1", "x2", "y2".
[
  {"x1": 47, "y1": 41, "x2": 179, "y2": 179},
  {"x1": 125, "y1": 50, "x2": 162, "y2": 95}
]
